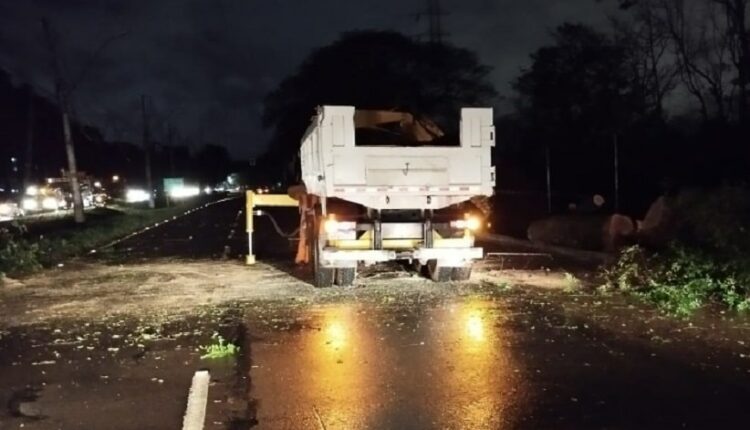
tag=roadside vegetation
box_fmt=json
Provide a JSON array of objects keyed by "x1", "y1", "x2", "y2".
[
  {"x1": 0, "y1": 201, "x2": 205, "y2": 280},
  {"x1": 0, "y1": 224, "x2": 42, "y2": 277},
  {"x1": 199, "y1": 333, "x2": 239, "y2": 359},
  {"x1": 604, "y1": 186, "x2": 750, "y2": 317}
]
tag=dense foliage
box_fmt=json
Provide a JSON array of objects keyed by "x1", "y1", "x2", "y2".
[
  {"x1": 0, "y1": 223, "x2": 41, "y2": 278},
  {"x1": 605, "y1": 186, "x2": 750, "y2": 316}
]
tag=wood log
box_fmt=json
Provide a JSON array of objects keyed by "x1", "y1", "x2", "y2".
[
  {"x1": 528, "y1": 214, "x2": 634, "y2": 252},
  {"x1": 636, "y1": 196, "x2": 676, "y2": 247}
]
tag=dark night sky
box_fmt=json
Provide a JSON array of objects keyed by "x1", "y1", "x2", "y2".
[{"x1": 0, "y1": 0, "x2": 616, "y2": 159}]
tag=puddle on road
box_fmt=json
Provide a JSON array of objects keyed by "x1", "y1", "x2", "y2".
[{"x1": 245, "y1": 298, "x2": 524, "y2": 430}]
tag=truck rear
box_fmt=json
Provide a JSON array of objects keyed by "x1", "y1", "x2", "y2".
[{"x1": 297, "y1": 105, "x2": 495, "y2": 287}]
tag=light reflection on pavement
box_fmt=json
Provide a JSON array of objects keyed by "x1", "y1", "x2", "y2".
[{"x1": 248, "y1": 299, "x2": 521, "y2": 430}]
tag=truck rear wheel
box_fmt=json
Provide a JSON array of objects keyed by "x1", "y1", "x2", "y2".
[
  {"x1": 335, "y1": 268, "x2": 356, "y2": 286},
  {"x1": 312, "y1": 239, "x2": 334, "y2": 288},
  {"x1": 427, "y1": 260, "x2": 452, "y2": 282},
  {"x1": 310, "y1": 215, "x2": 334, "y2": 288},
  {"x1": 451, "y1": 267, "x2": 472, "y2": 281}
]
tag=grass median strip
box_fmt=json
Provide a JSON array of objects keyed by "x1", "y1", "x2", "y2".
[{"x1": 0, "y1": 199, "x2": 216, "y2": 280}]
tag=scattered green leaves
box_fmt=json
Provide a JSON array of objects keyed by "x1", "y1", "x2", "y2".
[
  {"x1": 563, "y1": 272, "x2": 581, "y2": 293},
  {"x1": 199, "y1": 333, "x2": 239, "y2": 359},
  {"x1": 605, "y1": 244, "x2": 750, "y2": 317}
]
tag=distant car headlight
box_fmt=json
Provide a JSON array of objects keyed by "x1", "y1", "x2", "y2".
[
  {"x1": 168, "y1": 186, "x2": 200, "y2": 199},
  {"x1": 22, "y1": 197, "x2": 39, "y2": 211},
  {"x1": 41, "y1": 197, "x2": 59, "y2": 210},
  {"x1": 126, "y1": 188, "x2": 150, "y2": 203}
]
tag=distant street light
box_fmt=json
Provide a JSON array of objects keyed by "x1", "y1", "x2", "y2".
[{"x1": 112, "y1": 175, "x2": 120, "y2": 183}]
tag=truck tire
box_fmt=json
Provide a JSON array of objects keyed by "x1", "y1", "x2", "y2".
[
  {"x1": 451, "y1": 267, "x2": 472, "y2": 281},
  {"x1": 314, "y1": 265, "x2": 334, "y2": 288},
  {"x1": 335, "y1": 268, "x2": 356, "y2": 286},
  {"x1": 427, "y1": 260, "x2": 452, "y2": 282},
  {"x1": 311, "y1": 216, "x2": 334, "y2": 288}
]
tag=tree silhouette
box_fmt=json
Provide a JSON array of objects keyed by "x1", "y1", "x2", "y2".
[
  {"x1": 514, "y1": 23, "x2": 636, "y2": 145},
  {"x1": 261, "y1": 30, "x2": 497, "y2": 178}
]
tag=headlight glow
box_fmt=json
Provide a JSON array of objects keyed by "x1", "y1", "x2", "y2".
[
  {"x1": 126, "y1": 188, "x2": 150, "y2": 203},
  {"x1": 451, "y1": 219, "x2": 468, "y2": 229},
  {"x1": 451, "y1": 215, "x2": 482, "y2": 231},
  {"x1": 168, "y1": 185, "x2": 200, "y2": 199},
  {"x1": 41, "y1": 197, "x2": 59, "y2": 210},
  {"x1": 26, "y1": 186, "x2": 39, "y2": 196},
  {"x1": 324, "y1": 217, "x2": 356, "y2": 235},
  {"x1": 324, "y1": 217, "x2": 339, "y2": 234},
  {"x1": 22, "y1": 198, "x2": 39, "y2": 211}
]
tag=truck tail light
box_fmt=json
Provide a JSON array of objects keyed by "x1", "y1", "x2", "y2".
[
  {"x1": 324, "y1": 216, "x2": 356, "y2": 234},
  {"x1": 451, "y1": 214, "x2": 481, "y2": 231}
]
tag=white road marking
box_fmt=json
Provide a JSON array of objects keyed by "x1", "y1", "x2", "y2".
[
  {"x1": 182, "y1": 370, "x2": 210, "y2": 430},
  {"x1": 97, "y1": 197, "x2": 237, "y2": 251}
]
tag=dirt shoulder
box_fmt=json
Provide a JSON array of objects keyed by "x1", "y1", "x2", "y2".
[
  {"x1": 0, "y1": 260, "x2": 308, "y2": 327},
  {"x1": 0, "y1": 259, "x2": 579, "y2": 327}
]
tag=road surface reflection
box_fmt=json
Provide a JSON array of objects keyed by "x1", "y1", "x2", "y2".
[{"x1": 248, "y1": 298, "x2": 522, "y2": 429}]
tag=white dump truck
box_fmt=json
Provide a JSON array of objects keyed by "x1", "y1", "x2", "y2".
[{"x1": 247, "y1": 105, "x2": 495, "y2": 287}]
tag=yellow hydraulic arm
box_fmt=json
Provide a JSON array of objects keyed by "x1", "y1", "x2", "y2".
[{"x1": 245, "y1": 191, "x2": 298, "y2": 265}]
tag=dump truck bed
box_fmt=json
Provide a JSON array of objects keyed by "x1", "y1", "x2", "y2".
[{"x1": 300, "y1": 106, "x2": 495, "y2": 210}]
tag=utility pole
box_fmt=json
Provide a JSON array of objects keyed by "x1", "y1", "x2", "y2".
[
  {"x1": 613, "y1": 133, "x2": 620, "y2": 213},
  {"x1": 141, "y1": 95, "x2": 155, "y2": 209},
  {"x1": 167, "y1": 122, "x2": 176, "y2": 176},
  {"x1": 23, "y1": 86, "x2": 34, "y2": 189},
  {"x1": 545, "y1": 145, "x2": 552, "y2": 214},
  {"x1": 41, "y1": 19, "x2": 85, "y2": 223}
]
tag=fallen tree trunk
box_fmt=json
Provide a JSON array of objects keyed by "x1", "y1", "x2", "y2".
[{"x1": 527, "y1": 214, "x2": 634, "y2": 252}]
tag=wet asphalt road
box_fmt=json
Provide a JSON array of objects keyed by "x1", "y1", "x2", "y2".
[
  {"x1": 243, "y1": 295, "x2": 750, "y2": 430},
  {"x1": 99, "y1": 198, "x2": 750, "y2": 429}
]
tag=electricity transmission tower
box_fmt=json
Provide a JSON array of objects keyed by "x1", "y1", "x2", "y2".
[
  {"x1": 426, "y1": 0, "x2": 447, "y2": 44},
  {"x1": 413, "y1": 0, "x2": 448, "y2": 45}
]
